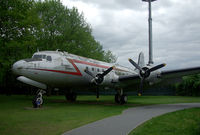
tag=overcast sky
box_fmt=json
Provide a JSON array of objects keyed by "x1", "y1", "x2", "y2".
[{"x1": 63, "y1": 0, "x2": 200, "y2": 70}]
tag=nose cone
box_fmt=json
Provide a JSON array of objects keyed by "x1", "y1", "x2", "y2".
[{"x1": 12, "y1": 60, "x2": 25, "y2": 75}]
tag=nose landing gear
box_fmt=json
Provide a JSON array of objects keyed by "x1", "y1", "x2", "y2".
[{"x1": 32, "y1": 90, "x2": 46, "y2": 108}]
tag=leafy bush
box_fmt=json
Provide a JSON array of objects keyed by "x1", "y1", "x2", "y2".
[{"x1": 175, "y1": 74, "x2": 200, "y2": 96}]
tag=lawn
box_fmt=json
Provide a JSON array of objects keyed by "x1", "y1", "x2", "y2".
[
  {"x1": 129, "y1": 108, "x2": 200, "y2": 135},
  {"x1": 0, "y1": 95, "x2": 200, "y2": 135}
]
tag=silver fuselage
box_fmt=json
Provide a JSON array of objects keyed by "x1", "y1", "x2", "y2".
[{"x1": 12, "y1": 51, "x2": 136, "y2": 90}]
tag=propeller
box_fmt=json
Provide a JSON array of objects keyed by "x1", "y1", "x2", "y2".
[
  {"x1": 84, "y1": 66, "x2": 115, "y2": 85},
  {"x1": 128, "y1": 58, "x2": 166, "y2": 96},
  {"x1": 84, "y1": 66, "x2": 115, "y2": 98}
]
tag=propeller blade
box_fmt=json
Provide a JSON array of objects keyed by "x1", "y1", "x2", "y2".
[
  {"x1": 148, "y1": 63, "x2": 166, "y2": 72},
  {"x1": 138, "y1": 78, "x2": 145, "y2": 96},
  {"x1": 128, "y1": 58, "x2": 144, "y2": 72},
  {"x1": 85, "y1": 66, "x2": 115, "y2": 85},
  {"x1": 101, "y1": 66, "x2": 115, "y2": 76},
  {"x1": 84, "y1": 69, "x2": 95, "y2": 78}
]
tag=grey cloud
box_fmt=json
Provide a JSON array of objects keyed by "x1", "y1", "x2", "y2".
[
  {"x1": 71, "y1": 0, "x2": 144, "y2": 10},
  {"x1": 71, "y1": 0, "x2": 173, "y2": 11},
  {"x1": 66, "y1": 0, "x2": 200, "y2": 69}
]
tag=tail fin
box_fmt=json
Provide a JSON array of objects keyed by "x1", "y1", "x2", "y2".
[{"x1": 138, "y1": 52, "x2": 145, "y2": 68}]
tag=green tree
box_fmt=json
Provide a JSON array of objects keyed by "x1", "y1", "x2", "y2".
[
  {"x1": 176, "y1": 74, "x2": 200, "y2": 96},
  {"x1": 0, "y1": 0, "x2": 40, "y2": 88},
  {"x1": 0, "y1": 0, "x2": 117, "y2": 93},
  {"x1": 103, "y1": 50, "x2": 117, "y2": 63},
  {"x1": 34, "y1": 0, "x2": 116, "y2": 62}
]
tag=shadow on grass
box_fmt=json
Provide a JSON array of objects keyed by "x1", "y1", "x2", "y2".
[{"x1": 48, "y1": 98, "x2": 141, "y2": 107}]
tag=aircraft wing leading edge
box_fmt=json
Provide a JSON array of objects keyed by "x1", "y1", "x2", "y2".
[
  {"x1": 118, "y1": 66, "x2": 200, "y2": 90},
  {"x1": 160, "y1": 67, "x2": 200, "y2": 85}
]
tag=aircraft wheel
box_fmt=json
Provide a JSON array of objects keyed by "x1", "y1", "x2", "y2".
[
  {"x1": 32, "y1": 97, "x2": 37, "y2": 108},
  {"x1": 65, "y1": 94, "x2": 71, "y2": 101},
  {"x1": 65, "y1": 92, "x2": 77, "y2": 102},
  {"x1": 32, "y1": 96, "x2": 43, "y2": 108},
  {"x1": 71, "y1": 92, "x2": 77, "y2": 102},
  {"x1": 120, "y1": 94, "x2": 127, "y2": 104},
  {"x1": 115, "y1": 94, "x2": 121, "y2": 103}
]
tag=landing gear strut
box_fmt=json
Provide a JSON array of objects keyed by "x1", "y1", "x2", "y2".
[
  {"x1": 65, "y1": 92, "x2": 77, "y2": 102},
  {"x1": 32, "y1": 89, "x2": 46, "y2": 108},
  {"x1": 115, "y1": 89, "x2": 127, "y2": 104}
]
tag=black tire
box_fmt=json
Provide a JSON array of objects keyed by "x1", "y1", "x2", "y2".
[
  {"x1": 120, "y1": 94, "x2": 127, "y2": 104},
  {"x1": 65, "y1": 94, "x2": 71, "y2": 101},
  {"x1": 32, "y1": 97, "x2": 38, "y2": 108},
  {"x1": 115, "y1": 94, "x2": 120, "y2": 103},
  {"x1": 65, "y1": 92, "x2": 77, "y2": 102},
  {"x1": 71, "y1": 92, "x2": 77, "y2": 102},
  {"x1": 32, "y1": 96, "x2": 43, "y2": 108}
]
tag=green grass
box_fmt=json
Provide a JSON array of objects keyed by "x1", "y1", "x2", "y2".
[
  {"x1": 129, "y1": 108, "x2": 200, "y2": 135},
  {"x1": 0, "y1": 95, "x2": 127, "y2": 135},
  {"x1": 127, "y1": 96, "x2": 200, "y2": 105},
  {"x1": 0, "y1": 95, "x2": 200, "y2": 135}
]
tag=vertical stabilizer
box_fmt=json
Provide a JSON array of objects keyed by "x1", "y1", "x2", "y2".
[{"x1": 138, "y1": 52, "x2": 145, "y2": 68}]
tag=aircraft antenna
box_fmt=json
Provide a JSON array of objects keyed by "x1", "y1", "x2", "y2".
[{"x1": 142, "y1": 0, "x2": 157, "y2": 65}]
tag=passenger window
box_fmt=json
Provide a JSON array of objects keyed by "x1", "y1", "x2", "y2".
[
  {"x1": 47, "y1": 56, "x2": 52, "y2": 61},
  {"x1": 92, "y1": 67, "x2": 94, "y2": 71},
  {"x1": 86, "y1": 67, "x2": 89, "y2": 70},
  {"x1": 42, "y1": 55, "x2": 46, "y2": 59},
  {"x1": 97, "y1": 68, "x2": 100, "y2": 72}
]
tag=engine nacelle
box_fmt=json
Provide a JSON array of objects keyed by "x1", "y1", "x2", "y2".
[
  {"x1": 146, "y1": 70, "x2": 161, "y2": 85},
  {"x1": 101, "y1": 72, "x2": 119, "y2": 86},
  {"x1": 17, "y1": 76, "x2": 47, "y2": 89}
]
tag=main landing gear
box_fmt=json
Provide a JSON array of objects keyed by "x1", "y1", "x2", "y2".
[
  {"x1": 115, "y1": 89, "x2": 127, "y2": 104},
  {"x1": 65, "y1": 92, "x2": 77, "y2": 102},
  {"x1": 32, "y1": 89, "x2": 46, "y2": 108}
]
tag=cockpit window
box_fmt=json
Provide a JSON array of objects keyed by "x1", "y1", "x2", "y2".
[
  {"x1": 33, "y1": 55, "x2": 46, "y2": 59},
  {"x1": 32, "y1": 54, "x2": 52, "y2": 61},
  {"x1": 33, "y1": 55, "x2": 42, "y2": 59},
  {"x1": 42, "y1": 55, "x2": 46, "y2": 59},
  {"x1": 46, "y1": 56, "x2": 52, "y2": 61}
]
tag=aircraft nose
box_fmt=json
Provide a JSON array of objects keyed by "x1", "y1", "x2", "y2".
[{"x1": 12, "y1": 60, "x2": 26, "y2": 75}]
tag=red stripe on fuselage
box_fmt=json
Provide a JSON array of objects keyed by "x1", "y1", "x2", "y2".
[
  {"x1": 72, "y1": 59, "x2": 110, "y2": 69},
  {"x1": 35, "y1": 68, "x2": 82, "y2": 76},
  {"x1": 33, "y1": 58, "x2": 128, "y2": 76},
  {"x1": 71, "y1": 59, "x2": 127, "y2": 72},
  {"x1": 33, "y1": 58, "x2": 111, "y2": 76}
]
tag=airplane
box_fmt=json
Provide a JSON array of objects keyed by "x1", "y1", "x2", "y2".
[{"x1": 12, "y1": 49, "x2": 200, "y2": 107}]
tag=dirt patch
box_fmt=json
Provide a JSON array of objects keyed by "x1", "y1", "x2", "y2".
[{"x1": 24, "y1": 106, "x2": 47, "y2": 110}]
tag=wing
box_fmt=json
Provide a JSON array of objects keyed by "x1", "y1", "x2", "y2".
[
  {"x1": 118, "y1": 74, "x2": 141, "y2": 90},
  {"x1": 118, "y1": 67, "x2": 200, "y2": 91},
  {"x1": 160, "y1": 67, "x2": 200, "y2": 85}
]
